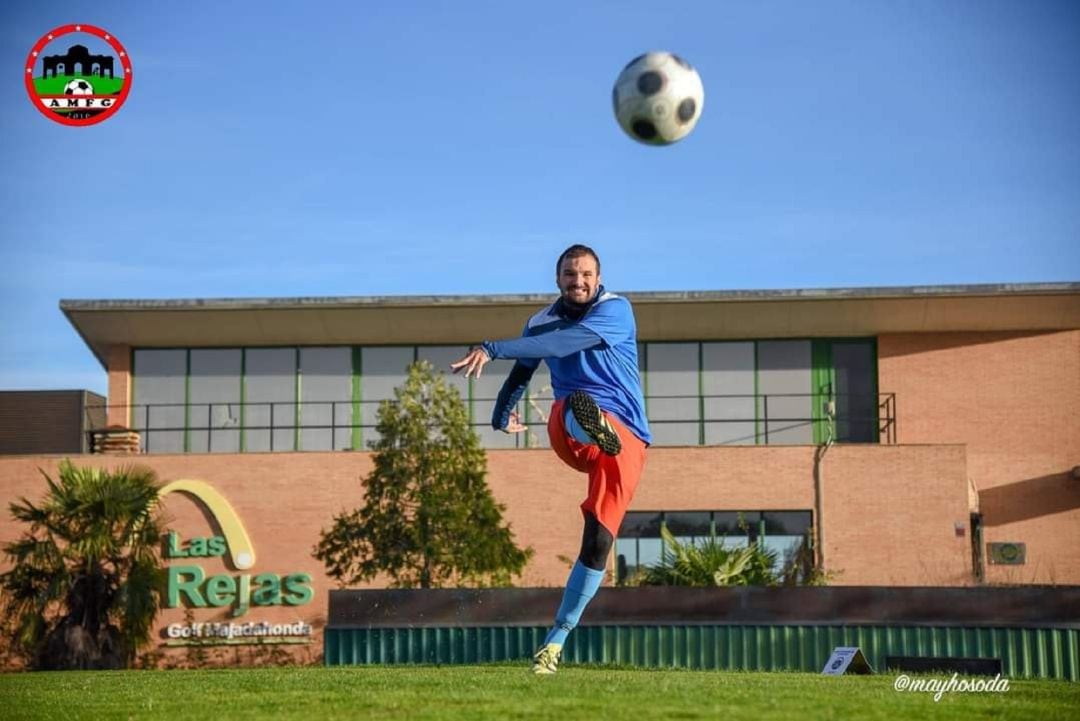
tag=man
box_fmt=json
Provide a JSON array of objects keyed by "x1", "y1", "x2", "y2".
[{"x1": 450, "y1": 244, "x2": 651, "y2": 675}]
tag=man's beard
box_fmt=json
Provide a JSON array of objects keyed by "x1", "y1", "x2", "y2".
[
  {"x1": 562, "y1": 287, "x2": 595, "y2": 304},
  {"x1": 559, "y1": 287, "x2": 598, "y2": 318}
]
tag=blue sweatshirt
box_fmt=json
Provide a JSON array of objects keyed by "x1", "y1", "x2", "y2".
[{"x1": 481, "y1": 287, "x2": 651, "y2": 444}]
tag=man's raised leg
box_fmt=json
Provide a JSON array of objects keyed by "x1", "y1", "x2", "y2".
[{"x1": 566, "y1": 390, "x2": 622, "y2": 456}]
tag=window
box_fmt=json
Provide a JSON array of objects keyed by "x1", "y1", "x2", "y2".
[
  {"x1": 132, "y1": 349, "x2": 185, "y2": 453},
  {"x1": 702, "y1": 342, "x2": 756, "y2": 445},
  {"x1": 645, "y1": 343, "x2": 699, "y2": 445},
  {"x1": 359, "y1": 347, "x2": 414, "y2": 448},
  {"x1": 245, "y1": 348, "x2": 296, "y2": 452},
  {"x1": 761, "y1": 511, "x2": 813, "y2": 575},
  {"x1": 756, "y1": 341, "x2": 813, "y2": 444},
  {"x1": 712, "y1": 511, "x2": 753, "y2": 549},
  {"x1": 638, "y1": 339, "x2": 879, "y2": 448},
  {"x1": 299, "y1": 347, "x2": 353, "y2": 451},
  {"x1": 415, "y1": 346, "x2": 470, "y2": 404},
  {"x1": 831, "y1": 342, "x2": 877, "y2": 442},
  {"x1": 664, "y1": 511, "x2": 711, "y2": 545},
  {"x1": 615, "y1": 512, "x2": 663, "y2": 581},
  {"x1": 471, "y1": 357, "x2": 520, "y2": 449},
  {"x1": 188, "y1": 349, "x2": 241, "y2": 453},
  {"x1": 127, "y1": 338, "x2": 880, "y2": 452},
  {"x1": 522, "y1": 362, "x2": 553, "y2": 449},
  {"x1": 615, "y1": 509, "x2": 812, "y2": 584}
]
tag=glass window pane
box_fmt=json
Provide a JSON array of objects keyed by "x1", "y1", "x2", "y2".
[
  {"x1": 713, "y1": 511, "x2": 756, "y2": 538},
  {"x1": 645, "y1": 343, "x2": 699, "y2": 446},
  {"x1": 637, "y1": 538, "x2": 663, "y2": 570},
  {"x1": 616, "y1": 512, "x2": 669, "y2": 581},
  {"x1": 832, "y1": 342, "x2": 877, "y2": 443},
  {"x1": 359, "y1": 399, "x2": 385, "y2": 449},
  {"x1": 619, "y1": 511, "x2": 663, "y2": 538},
  {"x1": 703, "y1": 342, "x2": 756, "y2": 445},
  {"x1": 132, "y1": 349, "x2": 186, "y2": 453},
  {"x1": 648, "y1": 410, "x2": 699, "y2": 446},
  {"x1": 189, "y1": 349, "x2": 241, "y2": 453},
  {"x1": 703, "y1": 420, "x2": 756, "y2": 446},
  {"x1": 664, "y1": 511, "x2": 711, "y2": 537},
  {"x1": 416, "y1": 345, "x2": 524, "y2": 446},
  {"x1": 245, "y1": 348, "x2": 296, "y2": 452},
  {"x1": 646, "y1": 342, "x2": 698, "y2": 395},
  {"x1": 763, "y1": 511, "x2": 812, "y2": 536},
  {"x1": 471, "y1": 358, "x2": 518, "y2": 448},
  {"x1": 616, "y1": 510, "x2": 812, "y2": 581},
  {"x1": 416, "y1": 346, "x2": 470, "y2": 401},
  {"x1": 523, "y1": 363, "x2": 553, "y2": 449},
  {"x1": 473, "y1": 397, "x2": 523, "y2": 449},
  {"x1": 702, "y1": 343, "x2": 755, "y2": 397},
  {"x1": 360, "y1": 347, "x2": 414, "y2": 448},
  {"x1": 757, "y1": 341, "x2": 812, "y2": 444},
  {"x1": 719, "y1": 536, "x2": 750, "y2": 551},
  {"x1": 650, "y1": 424, "x2": 699, "y2": 446},
  {"x1": 761, "y1": 536, "x2": 805, "y2": 575},
  {"x1": 615, "y1": 538, "x2": 638, "y2": 583},
  {"x1": 300, "y1": 347, "x2": 353, "y2": 452},
  {"x1": 647, "y1": 396, "x2": 698, "y2": 422}
]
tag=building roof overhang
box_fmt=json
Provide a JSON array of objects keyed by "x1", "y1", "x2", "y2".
[{"x1": 61, "y1": 283, "x2": 1080, "y2": 368}]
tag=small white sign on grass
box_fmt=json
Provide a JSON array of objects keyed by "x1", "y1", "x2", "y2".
[{"x1": 822, "y1": 646, "x2": 874, "y2": 675}]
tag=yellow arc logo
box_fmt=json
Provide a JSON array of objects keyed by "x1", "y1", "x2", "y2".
[{"x1": 158, "y1": 479, "x2": 256, "y2": 569}]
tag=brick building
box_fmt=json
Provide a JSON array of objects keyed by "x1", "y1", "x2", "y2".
[
  {"x1": 0, "y1": 390, "x2": 105, "y2": 454},
  {"x1": 1, "y1": 282, "x2": 1077, "y2": 664}
]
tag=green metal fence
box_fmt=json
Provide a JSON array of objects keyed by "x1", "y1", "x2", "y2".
[{"x1": 324, "y1": 624, "x2": 1080, "y2": 680}]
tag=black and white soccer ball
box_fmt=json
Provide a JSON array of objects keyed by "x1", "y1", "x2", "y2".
[
  {"x1": 64, "y1": 79, "x2": 95, "y2": 96},
  {"x1": 613, "y1": 52, "x2": 704, "y2": 146}
]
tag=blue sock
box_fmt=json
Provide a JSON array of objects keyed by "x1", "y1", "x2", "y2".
[
  {"x1": 543, "y1": 561, "x2": 605, "y2": 647},
  {"x1": 564, "y1": 406, "x2": 594, "y2": 445}
]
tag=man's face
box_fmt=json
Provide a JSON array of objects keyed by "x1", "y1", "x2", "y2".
[{"x1": 556, "y1": 254, "x2": 601, "y2": 306}]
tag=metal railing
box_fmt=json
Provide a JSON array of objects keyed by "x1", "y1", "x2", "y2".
[{"x1": 86, "y1": 392, "x2": 896, "y2": 453}]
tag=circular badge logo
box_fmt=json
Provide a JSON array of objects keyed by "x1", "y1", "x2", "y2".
[{"x1": 25, "y1": 24, "x2": 132, "y2": 127}]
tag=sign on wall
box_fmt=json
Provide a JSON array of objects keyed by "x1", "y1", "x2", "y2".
[
  {"x1": 158, "y1": 479, "x2": 314, "y2": 645},
  {"x1": 987, "y1": 542, "x2": 1026, "y2": 565}
]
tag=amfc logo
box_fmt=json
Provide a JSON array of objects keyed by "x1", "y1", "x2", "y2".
[
  {"x1": 159, "y1": 480, "x2": 313, "y2": 617},
  {"x1": 24, "y1": 23, "x2": 133, "y2": 126}
]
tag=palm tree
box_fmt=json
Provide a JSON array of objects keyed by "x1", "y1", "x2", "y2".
[
  {"x1": 635, "y1": 526, "x2": 781, "y2": 587},
  {"x1": 0, "y1": 460, "x2": 166, "y2": 669}
]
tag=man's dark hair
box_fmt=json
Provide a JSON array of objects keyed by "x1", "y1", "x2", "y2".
[{"x1": 556, "y1": 244, "x2": 601, "y2": 275}]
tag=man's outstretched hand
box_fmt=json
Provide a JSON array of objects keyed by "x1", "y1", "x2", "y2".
[
  {"x1": 502, "y1": 410, "x2": 527, "y2": 434},
  {"x1": 450, "y1": 347, "x2": 491, "y2": 379}
]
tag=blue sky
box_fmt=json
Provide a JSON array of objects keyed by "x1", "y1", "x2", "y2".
[{"x1": 1, "y1": 0, "x2": 1078, "y2": 394}]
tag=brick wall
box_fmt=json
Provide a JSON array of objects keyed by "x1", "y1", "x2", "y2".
[
  {"x1": 0, "y1": 391, "x2": 101, "y2": 454},
  {"x1": 105, "y1": 344, "x2": 131, "y2": 428},
  {"x1": 879, "y1": 330, "x2": 1080, "y2": 585},
  {"x1": 0, "y1": 444, "x2": 970, "y2": 666}
]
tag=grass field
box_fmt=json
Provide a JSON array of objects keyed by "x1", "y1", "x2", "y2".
[
  {"x1": 31, "y1": 75, "x2": 125, "y2": 95},
  {"x1": 1, "y1": 665, "x2": 1077, "y2": 721}
]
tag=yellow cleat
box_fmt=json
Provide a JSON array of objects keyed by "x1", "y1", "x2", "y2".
[{"x1": 531, "y1": 643, "x2": 562, "y2": 675}]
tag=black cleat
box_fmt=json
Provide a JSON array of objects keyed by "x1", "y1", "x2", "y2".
[{"x1": 568, "y1": 390, "x2": 622, "y2": 456}]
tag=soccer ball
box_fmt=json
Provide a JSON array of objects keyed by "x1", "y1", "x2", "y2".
[
  {"x1": 612, "y1": 52, "x2": 704, "y2": 146},
  {"x1": 64, "y1": 79, "x2": 94, "y2": 96}
]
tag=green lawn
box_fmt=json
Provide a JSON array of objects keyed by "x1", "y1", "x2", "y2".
[
  {"x1": 32, "y1": 75, "x2": 125, "y2": 95},
  {"x1": 0, "y1": 665, "x2": 1076, "y2": 721}
]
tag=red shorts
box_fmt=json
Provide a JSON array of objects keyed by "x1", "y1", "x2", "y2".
[{"x1": 548, "y1": 398, "x2": 648, "y2": 536}]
